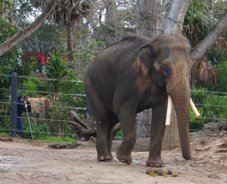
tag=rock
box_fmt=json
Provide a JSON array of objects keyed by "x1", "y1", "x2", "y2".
[
  {"x1": 190, "y1": 131, "x2": 206, "y2": 141},
  {"x1": 203, "y1": 123, "x2": 217, "y2": 133}
]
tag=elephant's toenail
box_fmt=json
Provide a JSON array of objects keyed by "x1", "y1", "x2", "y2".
[
  {"x1": 106, "y1": 156, "x2": 112, "y2": 160},
  {"x1": 127, "y1": 160, "x2": 132, "y2": 165},
  {"x1": 155, "y1": 163, "x2": 160, "y2": 167},
  {"x1": 100, "y1": 156, "x2": 104, "y2": 161},
  {"x1": 120, "y1": 160, "x2": 125, "y2": 163},
  {"x1": 149, "y1": 163, "x2": 154, "y2": 167}
]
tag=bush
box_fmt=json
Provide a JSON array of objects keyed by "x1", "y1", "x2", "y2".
[
  {"x1": 191, "y1": 86, "x2": 227, "y2": 128},
  {"x1": 23, "y1": 79, "x2": 39, "y2": 97},
  {"x1": 217, "y1": 60, "x2": 227, "y2": 92},
  {"x1": 189, "y1": 107, "x2": 204, "y2": 129}
]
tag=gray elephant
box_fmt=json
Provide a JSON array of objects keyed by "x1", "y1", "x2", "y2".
[{"x1": 84, "y1": 34, "x2": 194, "y2": 167}]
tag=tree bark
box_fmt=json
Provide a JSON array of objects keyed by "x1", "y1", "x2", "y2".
[
  {"x1": 191, "y1": 11, "x2": 227, "y2": 62},
  {"x1": 163, "y1": 0, "x2": 191, "y2": 35},
  {"x1": 104, "y1": 0, "x2": 117, "y2": 45},
  {"x1": 137, "y1": 109, "x2": 152, "y2": 138},
  {"x1": 67, "y1": 22, "x2": 74, "y2": 62},
  {"x1": 162, "y1": 0, "x2": 172, "y2": 10},
  {"x1": 136, "y1": 0, "x2": 162, "y2": 138},
  {"x1": 0, "y1": 0, "x2": 61, "y2": 57},
  {"x1": 136, "y1": 0, "x2": 162, "y2": 38}
]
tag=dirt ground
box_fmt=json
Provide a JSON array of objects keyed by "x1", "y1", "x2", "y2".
[{"x1": 0, "y1": 133, "x2": 227, "y2": 184}]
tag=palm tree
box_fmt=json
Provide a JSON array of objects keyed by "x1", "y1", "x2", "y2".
[{"x1": 41, "y1": 0, "x2": 93, "y2": 62}]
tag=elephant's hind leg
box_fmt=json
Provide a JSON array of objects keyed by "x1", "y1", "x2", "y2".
[
  {"x1": 106, "y1": 116, "x2": 119, "y2": 158},
  {"x1": 85, "y1": 83, "x2": 112, "y2": 161},
  {"x1": 96, "y1": 118, "x2": 113, "y2": 161}
]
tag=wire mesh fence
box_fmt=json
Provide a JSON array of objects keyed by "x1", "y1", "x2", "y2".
[
  {"x1": 0, "y1": 73, "x2": 87, "y2": 139},
  {"x1": 0, "y1": 73, "x2": 227, "y2": 140}
]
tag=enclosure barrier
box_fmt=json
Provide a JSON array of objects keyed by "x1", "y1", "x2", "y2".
[{"x1": 0, "y1": 73, "x2": 227, "y2": 139}]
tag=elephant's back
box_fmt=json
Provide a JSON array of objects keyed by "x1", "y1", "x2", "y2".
[{"x1": 87, "y1": 35, "x2": 153, "y2": 78}]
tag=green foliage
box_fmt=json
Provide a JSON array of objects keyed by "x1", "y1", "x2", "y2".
[
  {"x1": 28, "y1": 74, "x2": 48, "y2": 95},
  {"x1": 191, "y1": 86, "x2": 227, "y2": 128},
  {"x1": 57, "y1": 27, "x2": 104, "y2": 79},
  {"x1": 73, "y1": 40, "x2": 103, "y2": 78},
  {"x1": 0, "y1": 132, "x2": 75, "y2": 143},
  {"x1": 0, "y1": 20, "x2": 35, "y2": 102},
  {"x1": 74, "y1": 41, "x2": 103, "y2": 64},
  {"x1": 0, "y1": 0, "x2": 14, "y2": 20},
  {"x1": 23, "y1": 79, "x2": 39, "y2": 97},
  {"x1": 216, "y1": 60, "x2": 227, "y2": 92},
  {"x1": 44, "y1": 100, "x2": 71, "y2": 134},
  {"x1": 0, "y1": 20, "x2": 19, "y2": 65},
  {"x1": 45, "y1": 51, "x2": 70, "y2": 93},
  {"x1": 23, "y1": 123, "x2": 49, "y2": 139},
  {"x1": 0, "y1": 114, "x2": 10, "y2": 131},
  {"x1": 115, "y1": 129, "x2": 123, "y2": 138},
  {"x1": 35, "y1": 135, "x2": 75, "y2": 143},
  {"x1": 189, "y1": 107, "x2": 204, "y2": 130},
  {"x1": 183, "y1": 0, "x2": 227, "y2": 47},
  {"x1": 206, "y1": 49, "x2": 227, "y2": 66},
  {"x1": 191, "y1": 86, "x2": 208, "y2": 103}
]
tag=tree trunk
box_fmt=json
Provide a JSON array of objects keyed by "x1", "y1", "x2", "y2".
[
  {"x1": 162, "y1": 103, "x2": 181, "y2": 150},
  {"x1": 67, "y1": 22, "x2": 74, "y2": 62},
  {"x1": 163, "y1": 0, "x2": 192, "y2": 35},
  {"x1": 136, "y1": 0, "x2": 162, "y2": 138},
  {"x1": 137, "y1": 109, "x2": 152, "y2": 138},
  {"x1": 136, "y1": 0, "x2": 162, "y2": 38},
  {"x1": 0, "y1": 0, "x2": 61, "y2": 57},
  {"x1": 104, "y1": 0, "x2": 117, "y2": 45}
]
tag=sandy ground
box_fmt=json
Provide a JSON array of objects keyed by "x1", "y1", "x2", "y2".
[{"x1": 0, "y1": 134, "x2": 227, "y2": 184}]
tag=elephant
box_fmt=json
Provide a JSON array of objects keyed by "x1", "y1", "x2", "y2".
[{"x1": 84, "y1": 34, "x2": 194, "y2": 167}]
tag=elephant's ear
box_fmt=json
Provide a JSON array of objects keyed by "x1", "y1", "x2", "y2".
[{"x1": 136, "y1": 44, "x2": 152, "y2": 77}]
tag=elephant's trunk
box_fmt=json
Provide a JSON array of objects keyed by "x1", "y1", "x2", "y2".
[{"x1": 167, "y1": 76, "x2": 191, "y2": 160}]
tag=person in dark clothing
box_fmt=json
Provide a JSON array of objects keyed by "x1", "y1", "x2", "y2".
[
  {"x1": 17, "y1": 93, "x2": 28, "y2": 138},
  {"x1": 23, "y1": 96, "x2": 31, "y2": 113}
]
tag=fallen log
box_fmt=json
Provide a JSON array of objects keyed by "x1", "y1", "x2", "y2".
[{"x1": 48, "y1": 111, "x2": 122, "y2": 149}]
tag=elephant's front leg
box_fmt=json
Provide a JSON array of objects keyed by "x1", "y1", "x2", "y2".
[
  {"x1": 146, "y1": 98, "x2": 167, "y2": 167},
  {"x1": 114, "y1": 101, "x2": 137, "y2": 165}
]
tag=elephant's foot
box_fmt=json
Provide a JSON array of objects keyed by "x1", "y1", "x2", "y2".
[
  {"x1": 116, "y1": 151, "x2": 132, "y2": 165},
  {"x1": 146, "y1": 159, "x2": 165, "y2": 167},
  {"x1": 97, "y1": 151, "x2": 113, "y2": 161}
]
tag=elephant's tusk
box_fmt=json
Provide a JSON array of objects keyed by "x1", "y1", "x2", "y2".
[
  {"x1": 165, "y1": 95, "x2": 172, "y2": 126},
  {"x1": 190, "y1": 98, "x2": 200, "y2": 118}
]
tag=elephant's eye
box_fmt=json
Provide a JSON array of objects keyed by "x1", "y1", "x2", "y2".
[{"x1": 162, "y1": 64, "x2": 170, "y2": 75}]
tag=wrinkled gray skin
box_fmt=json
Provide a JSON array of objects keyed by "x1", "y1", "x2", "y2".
[{"x1": 84, "y1": 34, "x2": 193, "y2": 167}]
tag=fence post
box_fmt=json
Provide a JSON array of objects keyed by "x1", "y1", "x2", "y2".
[{"x1": 10, "y1": 72, "x2": 17, "y2": 137}]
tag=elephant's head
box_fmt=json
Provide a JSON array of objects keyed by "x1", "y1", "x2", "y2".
[{"x1": 137, "y1": 34, "x2": 194, "y2": 160}]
